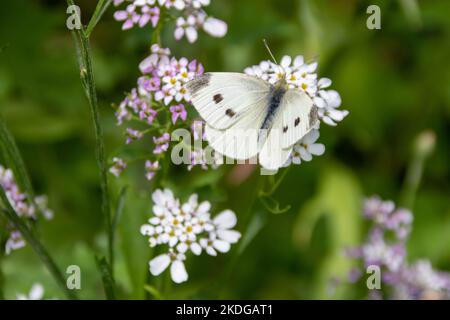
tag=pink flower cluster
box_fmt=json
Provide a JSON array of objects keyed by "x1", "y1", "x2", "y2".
[
  {"x1": 113, "y1": 0, "x2": 227, "y2": 43},
  {"x1": 116, "y1": 44, "x2": 202, "y2": 128},
  {"x1": 0, "y1": 165, "x2": 53, "y2": 255},
  {"x1": 344, "y1": 196, "x2": 450, "y2": 300},
  {"x1": 111, "y1": 45, "x2": 211, "y2": 180}
]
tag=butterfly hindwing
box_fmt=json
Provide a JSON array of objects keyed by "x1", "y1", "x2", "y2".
[
  {"x1": 279, "y1": 89, "x2": 319, "y2": 149},
  {"x1": 259, "y1": 109, "x2": 294, "y2": 171},
  {"x1": 187, "y1": 72, "x2": 271, "y2": 130}
]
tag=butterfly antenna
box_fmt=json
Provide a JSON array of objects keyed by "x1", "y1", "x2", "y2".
[{"x1": 263, "y1": 39, "x2": 278, "y2": 65}]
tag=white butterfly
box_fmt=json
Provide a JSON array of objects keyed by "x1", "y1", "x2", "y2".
[{"x1": 186, "y1": 72, "x2": 319, "y2": 171}]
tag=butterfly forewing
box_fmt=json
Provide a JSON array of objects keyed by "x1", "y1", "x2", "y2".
[
  {"x1": 186, "y1": 72, "x2": 271, "y2": 130},
  {"x1": 204, "y1": 99, "x2": 268, "y2": 160}
]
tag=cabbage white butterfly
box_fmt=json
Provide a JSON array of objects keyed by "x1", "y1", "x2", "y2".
[{"x1": 186, "y1": 42, "x2": 319, "y2": 171}]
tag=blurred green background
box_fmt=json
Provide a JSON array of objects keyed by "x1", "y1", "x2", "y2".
[{"x1": 0, "y1": 0, "x2": 449, "y2": 299}]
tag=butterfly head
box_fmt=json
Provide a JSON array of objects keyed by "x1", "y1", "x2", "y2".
[{"x1": 274, "y1": 77, "x2": 288, "y2": 90}]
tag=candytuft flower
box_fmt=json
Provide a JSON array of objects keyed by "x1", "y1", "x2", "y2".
[
  {"x1": 112, "y1": 47, "x2": 207, "y2": 181},
  {"x1": 113, "y1": 0, "x2": 227, "y2": 43},
  {"x1": 343, "y1": 196, "x2": 450, "y2": 299},
  {"x1": 109, "y1": 157, "x2": 127, "y2": 177},
  {"x1": 284, "y1": 129, "x2": 325, "y2": 166},
  {"x1": 0, "y1": 165, "x2": 53, "y2": 255},
  {"x1": 141, "y1": 188, "x2": 241, "y2": 283}
]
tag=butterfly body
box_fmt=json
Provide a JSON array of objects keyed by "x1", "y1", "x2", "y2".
[
  {"x1": 261, "y1": 80, "x2": 286, "y2": 132},
  {"x1": 187, "y1": 73, "x2": 318, "y2": 170}
]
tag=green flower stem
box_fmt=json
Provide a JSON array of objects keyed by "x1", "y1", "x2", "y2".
[{"x1": 67, "y1": 0, "x2": 114, "y2": 292}]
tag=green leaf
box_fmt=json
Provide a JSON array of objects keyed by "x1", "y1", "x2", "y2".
[
  {"x1": 293, "y1": 164, "x2": 363, "y2": 299},
  {"x1": 0, "y1": 114, "x2": 36, "y2": 200},
  {"x1": 144, "y1": 285, "x2": 163, "y2": 300},
  {"x1": 85, "y1": 0, "x2": 113, "y2": 37}
]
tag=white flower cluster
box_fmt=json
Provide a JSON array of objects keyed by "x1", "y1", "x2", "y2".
[
  {"x1": 245, "y1": 55, "x2": 349, "y2": 166},
  {"x1": 174, "y1": 7, "x2": 227, "y2": 43},
  {"x1": 113, "y1": 0, "x2": 227, "y2": 43},
  {"x1": 0, "y1": 165, "x2": 53, "y2": 254},
  {"x1": 141, "y1": 188, "x2": 241, "y2": 283}
]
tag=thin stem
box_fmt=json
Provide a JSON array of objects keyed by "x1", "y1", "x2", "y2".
[
  {"x1": 85, "y1": 0, "x2": 113, "y2": 37},
  {"x1": 259, "y1": 166, "x2": 291, "y2": 197},
  {"x1": 67, "y1": 0, "x2": 113, "y2": 272}
]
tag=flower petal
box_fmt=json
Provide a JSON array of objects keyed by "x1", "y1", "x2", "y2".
[
  {"x1": 213, "y1": 210, "x2": 237, "y2": 229},
  {"x1": 174, "y1": 27, "x2": 184, "y2": 40},
  {"x1": 203, "y1": 17, "x2": 227, "y2": 37},
  {"x1": 185, "y1": 27, "x2": 198, "y2": 43},
  {"x1": 213, "y1": 239, "x2": 231, "y2": 253},
  {"x1": 170, "y1": 260, "x2": 188, "y2": 283},
  {"x1": 280, "y1": 55, "x2": 291, "y2": 68},
  {"x1": 190, "y1": 242, "x2": 202, "y2": 255},
  {"x1": 149, "y1": 254, "x2": 170, "y2": 276},
  {"x1": 318, "y1": 77, "x2": 332, "y2": 88},
  {"x1": 308, "y1": 143, "x2": 325, "y2": 156},
  {"x1": 217, "y1": 230, "x2": 241, "y2": 243},
  {"x1": 29, "y1": 284, "x2": 44, "y2": 300}
]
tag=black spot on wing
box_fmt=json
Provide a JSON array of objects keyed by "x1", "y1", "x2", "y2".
[
  {"x1": 213, "y1": 94, "x2": 223, "y2": 104},
  {"x1": 186, "y1": 73, "x2": 211, "y2": 95},
  {"x1": 283, "y1": 125, "x2": 288, "y2": 133},
  {"x1": 225, "y1": 109, "x2": 236, "y2": 117},
  {"x1": 309, "y1": 105, "x2": 319, "y2": 127},
  {"x1": 294, "y1": 117, "x2": 300, "y2": 127}
]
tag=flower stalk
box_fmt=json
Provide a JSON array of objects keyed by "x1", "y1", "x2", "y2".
[{"x1": 66, "y1": 0, "x2": 115, "y2": 296}]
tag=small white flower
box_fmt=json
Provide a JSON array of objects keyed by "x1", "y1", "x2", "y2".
[
  {"x1": 5, "y1": 231, "x2": 26, "y2": 255},
  {"x1": 284, "y1": 130, "x2": 325, "y2": 167},
  {"x1": 213, "y1": 210, "x2": 241, "y2": 244},
  {"x1": 16, "y1": 283, "x2": 45, "y2": 300},
  {"x1": 149, "y1": 250, "x2": 188, "y2": 284},
  {"x1": 164, "y1": 0, "x2": 186, "y2": 10},
  {"x1": 294, "y1": 130, "x2": 325, "y2": 162},
  {"x1": 109, "y1": 157, "x2": 127, "y2": 177},
  {"x1": 139, "y1": 44, "x2": 170, "y2": 73},
  {"x1": 317, "y1": 90, "x2": 349, "y2": 126},
  {"x1": 174, "y1": 15, "x2": 198, "y2": 43}
]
